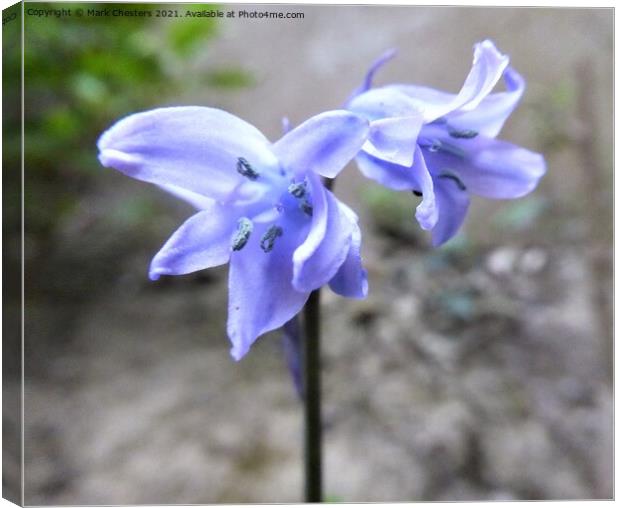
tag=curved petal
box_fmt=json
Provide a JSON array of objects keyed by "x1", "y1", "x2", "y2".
[
  {"x1": 348, "y1": 87, "x2": 422, "y2": 122},
  {"x1": 387, "y1": 40, "x2": 509, "y2": 123},
  {"x1": 411, "y1": 147, "x2": 438, "y2": 231},
  {"x1": 272, "y1": 110, "x2": 369, "y2": 179},
  {"x1": 354, "y1": 147, "x2": 438, "y2": 230},
  {"x1": 446, "y1": 67, "x2": 525, "y2": 138},
  {"x1": 422, "y1": 133, "x2": 546, "y2": 199},
  {"x1": 292, "y1": 173, "x2": 355, "y2": 293},
  {"x1": 227, "y1": 222, "x2": 310, "y2": 361},
  {"x1": 355, "y1": 152, "x2": 419, "y2": 191},
  {"x1": 328, "y1": 213, "x2": 368, "y2": 299},
  {"x1": 363, "y1": 115, "x2": 424, "y2": 167},
  {"x1": 431, "y1": 176, "x2": 471, "y2": 247},
  {"x1": 98, "y1": 107, "x2": 278, "y2": 201},
  {"x1": 346, "y1": 48, "x2": 398, "y2": 105},
  {"x1": 149, "y1": 204, "x2": 237, "y2": 280}
]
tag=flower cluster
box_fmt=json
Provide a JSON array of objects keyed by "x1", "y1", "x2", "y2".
[{"x1": 97, "y1": 40, "x2": 545, "y2": 360}]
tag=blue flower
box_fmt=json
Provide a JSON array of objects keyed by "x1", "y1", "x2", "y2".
[
  {"x1": 347, "y1": 40, "x2": 547, "y2": 246},
  {"x1": 98, "y1": 107, "x2": 369, "y2": 360}
]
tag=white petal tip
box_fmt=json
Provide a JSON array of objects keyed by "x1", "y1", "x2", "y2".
[
  {"x1": 149, "y1": 265, "x2": 168, "y2": 281},
  {"x1": 230, "y1": 345, "x2": 247, "y2": 362},
  {"x1": 98, "y1": 148, "x2": 140, "y2": 171}
]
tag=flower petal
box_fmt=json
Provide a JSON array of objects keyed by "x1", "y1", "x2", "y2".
[
  {"x1": 328, "y1": 207, "x2": 368, "y2": 299},
  {"x1": 446, "y1": 67, "x2": 525, "y2": 138},
  {"x1": 363, "y1": 115, "x2": 424, "y2": 167},
  {"x1": 411, "y1": 147, "x2": 438, "y2": 230},
  {"x1": 355, "y1": 152, "x2": 419, "y2": 191},
  {"x1": 422, "y1": 132, "x2": 546, "y2": 199},
  {"x1": 292, "y1": 172, "x2": 355, "y2": 293},
  {"x1": 431, "y1": 176, "x2": 471, "y2": 247},
  {"x1": 272, "y1": 110, "x2": 369, "y2": 179},
  {"x1": 348, "y1": 87, "x2": 422, "y2": 122},
  {"x1": 354, "y1": 146, "x2": 438, "y2": 230},
  {"x1": 149, "y1": 204, "x2": 237, "y2": 280},
  {"x1": 227, "y1": 222, "x2": 310, "y2": 361},
  {"x1": 388, "y1": 40, "x2": 509, "y2": 122},
  {"x1": 346, "y1": 48, "x2": 398, "y2": 104},
  {"x1": 98, "y1": 107, "x2": 278, "y2": 201}
]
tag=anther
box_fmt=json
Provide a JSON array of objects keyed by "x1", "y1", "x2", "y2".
[
  {"x1": 439, "y1": 173, "x2": 467, "y2": 191},
  {"x1": 288, "y1": 181, "x2": 307, "y2": 198},
  {"x1": 430, "y1": 117, "x2": 447, "y2": 125},
  {"x1": 231, "y1": 217, "x2": 253, "y2": 251},
  {"x1": 300, "y1": 199, "x2": 313, "y2": 216},
  {"x1": 260, "y1": 225, "x2": 283, "y2": 253},
  {"x1": 236, "y1": 157, "x2": 260, "y2": 180},
  {"x1": 412, "y1": 190, "x2": 423, "y2": 197},
  {"x1": 447, "y1": 127, "x2": 478, "y2": 139}
]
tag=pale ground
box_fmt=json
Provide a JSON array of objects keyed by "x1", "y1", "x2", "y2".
[{"x1": 9, "y1": 5, "x2": 613, "y2": 504}]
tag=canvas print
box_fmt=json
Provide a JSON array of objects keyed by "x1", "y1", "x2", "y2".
[{"x1": 2, "y1": 2, "x2": 613, "y2": 504}]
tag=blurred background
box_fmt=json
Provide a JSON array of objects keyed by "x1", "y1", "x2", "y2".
[{"x1": 3, "y1": 2, "x2": 613, "y2": 503}]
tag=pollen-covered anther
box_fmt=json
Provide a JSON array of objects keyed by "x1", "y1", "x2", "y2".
[
  {"x1": 412, "y1": 190, "x2": 423, "y2": 197},
  {"x1": 260, "y1": 225, "x2": 283, "y2": 253},
  {"x1": 236, "y1": 157, "x2": 260, "y2": 180},
  {"x1": 288, "y1": 181, "x2": 307, "y2": 198},
  {"x1": 231, "y1": 217, "x2": 253, "y2": 251},
  {"x1": 447, "y1": 127, "x2": 478, "y2": 139}
]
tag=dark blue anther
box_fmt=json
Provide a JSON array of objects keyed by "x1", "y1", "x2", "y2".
[
  {"x1": 300, "y1": 200, "x2": 313, "y2": 216},
  {"x1": 237, "y1": 157, "x2": 260, "y2": 180},
  {"x1": 260, "y1": 225, "x2": 283, "y2": 253},
  {"x1": 288, "y1": 181, "x2": 307, "y2": 198},
  {"x1": 447, "y1": 127, "x2": 479, "y2": 139}
]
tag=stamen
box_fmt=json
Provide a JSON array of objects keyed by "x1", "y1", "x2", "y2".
[
  {"x1": 236, "y1": 157, "x2": 260, "y2": 180},
  {"x1": 288, "y1": 181, "x2": 307, "y2": 198},
  {"x1": 439, "y1": 172, "x2": 467, "y2": 191},
  {"x1": 260, "y1": 225, "x2": 283, "y2": 253},
  {"x1": 447, "y1": 127, "x2": 478, "y2": 139},
  {"x1": 231, "y1": 217, "x2": 253, "y2": 251},
  {"x1": 300, "y1": 199, "x2": 313, "y2": 216},
  {"x1": 412, "y1": 190, "x2": 423, "y2": 197}
]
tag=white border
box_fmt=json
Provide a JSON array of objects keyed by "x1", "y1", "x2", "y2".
[{"x1": 0, "y1": 1, "x2": 615, "y2": 507}]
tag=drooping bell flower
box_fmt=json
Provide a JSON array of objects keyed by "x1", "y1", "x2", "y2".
[
  {"x1": 98, "y1": 107, "x2": 369, "y2": 359},
  {"x1": 347, "y1": 40, "x2": 546, "y2": 246}
]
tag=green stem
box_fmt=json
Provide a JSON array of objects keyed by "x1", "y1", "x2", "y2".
[
  {"x1": 302, "y1": 175, "x2": 336, "y2": 502},
  {"x1": 303, "y1": 289, "x2": 322, "y2": 502}
]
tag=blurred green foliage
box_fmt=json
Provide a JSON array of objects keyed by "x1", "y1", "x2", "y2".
[
  {"x1": 205, "y1": 67, "x2": 255, "y2": 89},
  {"x1": 11, "y1": 2, "x2": 254, "y2": 276},
  {"x1": 531, "y1": 79, "x2": 576, "y2": 151}
]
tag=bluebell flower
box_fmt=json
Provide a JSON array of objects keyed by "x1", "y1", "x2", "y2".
[
  {"x1": 347, "y1": 40, "x2": 546, "y2": 246},
  {"x1": 98, "y1": 107, "x2": 369, "y2": 360}
]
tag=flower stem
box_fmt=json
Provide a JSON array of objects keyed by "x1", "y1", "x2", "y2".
[
  {"x1": 303, "y1": 288, "x2": 322, "y2": 502},
  {"x1": 302, "y1": 175, "x2": 336, "y2": 502}
]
